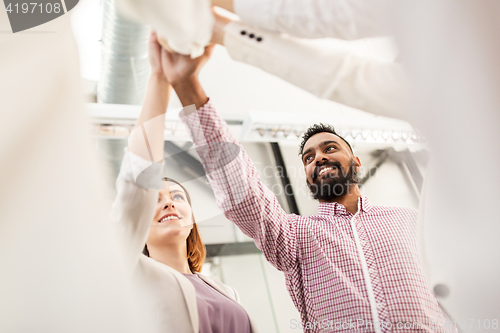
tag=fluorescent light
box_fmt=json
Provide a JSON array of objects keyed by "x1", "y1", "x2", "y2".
[
  {"x1": 240, "y1": 110, "x2": 425, "y2": 147},
  {"x1": 85, "y1": 103, "x2": 192, "y2": 141},
  {"x1": 86, "y1": 103, "x2": 425, "y2": 147}
]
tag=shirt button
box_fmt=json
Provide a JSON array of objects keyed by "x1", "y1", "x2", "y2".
[
  {"x1": 249, "y1": 33, "x2": 255, "y2": 38},
  {"x1": 368, "y1": 268, "x2": 375, "y2": 274},
  {"x1": 240, "y1": 30, "x2": 246, "y2": 35},
  {"x1": 256, "y1": 37, "x2": 263, "y2": 42},
  {"x1": 377, "y1": 303, "x2": 385, "y2": 310}
]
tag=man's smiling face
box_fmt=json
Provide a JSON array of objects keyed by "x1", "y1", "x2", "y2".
[{"x1": 301, "y1": 132, "x2": 361, "y2": 201}]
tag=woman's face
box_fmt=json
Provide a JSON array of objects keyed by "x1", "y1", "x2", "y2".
[{"x1": 147, "y1": 181, "x2": 193, "y2": 248}]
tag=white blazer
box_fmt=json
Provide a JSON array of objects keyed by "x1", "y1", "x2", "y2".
[
  {"x1": 223, "y1": 21, "x2": 409, "y2": 120},
  {"x1": 233, "y1": 0, "x2": 386, "y2": 40},
  {"x1": 109, "y1": 151, "x2": 258, "y2": 333}
]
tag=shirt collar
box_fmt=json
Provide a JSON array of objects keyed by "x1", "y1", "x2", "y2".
[{"x1": 317, "y1": 196, "x2": 372, "y2": 216}]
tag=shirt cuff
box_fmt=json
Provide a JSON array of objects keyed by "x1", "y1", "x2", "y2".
[
  {"x1": 233, "y1": 0, "x2": 276, "y2": 33},
  {"x1": 118, "y1": 149, "x2": 165, "y2": 190},
  {"x1": 179, "y1": 99, "x2": 226, "y2": 146},
  {"x1": 223, "y1": 21, "x2": 266, "y2": 62}
]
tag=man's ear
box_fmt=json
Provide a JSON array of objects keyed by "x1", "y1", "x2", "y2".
[{"x1": 353, "y1": 156, "x2": 361, "y2": 172}]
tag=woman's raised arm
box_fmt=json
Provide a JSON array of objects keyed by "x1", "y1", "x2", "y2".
[
  {"x1": 109, "y1": 32, "x2": 172, "y2": 270},
  {"x1": 129, "y1": 31, "x2": 171, "y2": 163}
]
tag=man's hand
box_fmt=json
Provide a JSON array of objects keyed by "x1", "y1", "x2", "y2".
[
  {"x1": 160, "y1": 44, "x2": 215, "y2": 87},
  {"x1": 160, "y1": 45, "x2": 215, "y2": 109}
]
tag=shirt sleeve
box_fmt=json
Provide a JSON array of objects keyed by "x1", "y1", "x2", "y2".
[
  {"x1": 109, "y1": 149, "x2": 164, "y2": 270},
  {"x1": 223, "y1": 21, "x2": 409, "y2": 120},
  {"x1": 233, "y1": 0, "x2": 387, "y2": 40},
  {"x1": 179, "y1": 101, "x2": 298, "y2": 272},
  {"x1": 115, "y1": 0, "x2": 214, "y2": 58}
]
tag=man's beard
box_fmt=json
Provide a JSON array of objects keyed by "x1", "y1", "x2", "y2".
[{"x1": 307, "y1": 159, "x2": 359, "y2": 201}]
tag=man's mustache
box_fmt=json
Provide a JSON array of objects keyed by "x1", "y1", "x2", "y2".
[{"x1": 311, "y1": 161, "x2": 343, "y2": 183}]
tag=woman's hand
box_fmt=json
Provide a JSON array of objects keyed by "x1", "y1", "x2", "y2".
[
  {"x1": 130, "y1": 31, "x2": 171, "y2": 162},
  {"x1": 159, "y1": 45, "x2": 215, "y2": 109},
  {"x1": 148, "y1": 31, "x2": 166, "y2": 78}
]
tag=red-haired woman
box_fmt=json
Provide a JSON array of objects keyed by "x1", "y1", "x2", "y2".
[{"x1": 109, "y1": 32, "x2": 256, "y2": 333}]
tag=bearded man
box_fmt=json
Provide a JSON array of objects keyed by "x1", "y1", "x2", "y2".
[{"x1": 160, "y1": 45, "x2": 454, "y2": 333}]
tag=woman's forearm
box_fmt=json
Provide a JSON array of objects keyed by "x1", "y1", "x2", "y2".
[
  {"x1": 129, "y1": 74, "x2": 171, "y2": 162},
  {"x1": 137, "y1": 74, "x2": 170, "y2": 126}
]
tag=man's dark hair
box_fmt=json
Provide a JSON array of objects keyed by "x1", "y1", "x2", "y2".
[{"x1": 299, "y1": 123, "x2": 353, "y2": 155}]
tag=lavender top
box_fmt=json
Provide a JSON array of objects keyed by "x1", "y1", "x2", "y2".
[{"x1": 183, "y1": 274, "x2": 252, "y2": 333}]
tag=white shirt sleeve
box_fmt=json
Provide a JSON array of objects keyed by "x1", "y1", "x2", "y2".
[
  {"x1": 109, "y1": 149, "x2": 164, "y2": 270},
  {"x1": 115, "y1": 0, "x2": 214, "y2": 58},
  {"x1": 223, "y1": 21, "x2": 409, "y2": 119},
  {"x1": 233, "y1": 0, "x2": 387, "y2": 40}
]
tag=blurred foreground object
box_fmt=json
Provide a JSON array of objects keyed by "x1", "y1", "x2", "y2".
[
  {"x1": 115, "y1": 0, "x2": 214, "y2": 58},
  {"x1": 214, "y1": 0, "x2": 387, "y2": 39},
  {"x1": 0, "y1": 8, "x2": 149, "y2": 333},
  {"x1": 221, "y1": 19, "x2": 408, "y2": 119},
  {"x1": 389, "y1": 0, "x2": 500, "y2": 328}
]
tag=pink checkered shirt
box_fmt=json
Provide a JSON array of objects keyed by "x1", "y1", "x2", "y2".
[{"x1": 180, "y1": 101, "x2": 454, "y2": 333}]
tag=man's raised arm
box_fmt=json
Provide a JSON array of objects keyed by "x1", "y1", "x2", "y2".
[{"x1": 161, "y1": 47, "x2": 299, "y2": 272}]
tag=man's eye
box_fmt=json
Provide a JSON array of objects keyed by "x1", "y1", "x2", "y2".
[{"x1": 173, "y1": 194, "x2": 184, "y2": 200}]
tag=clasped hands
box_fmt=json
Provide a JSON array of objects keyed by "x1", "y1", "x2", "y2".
[{"x1": 148, "y1": 31, "x2": 214, "y2": 88}]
